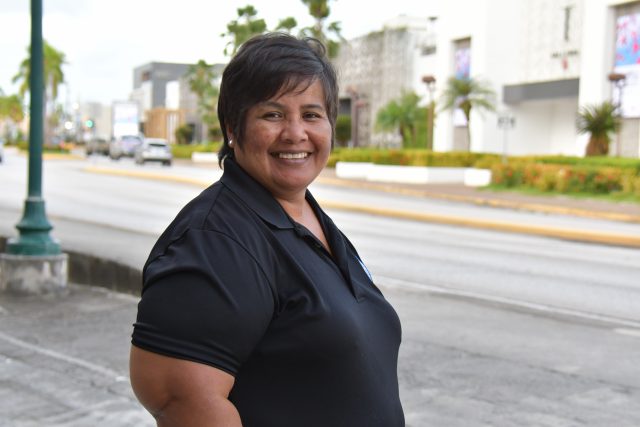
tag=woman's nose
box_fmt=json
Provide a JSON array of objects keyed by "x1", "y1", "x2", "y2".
[{"x1": 281, "y1": 117, "x2": 308, "y2": 143}]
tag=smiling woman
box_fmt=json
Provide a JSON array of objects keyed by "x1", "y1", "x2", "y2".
[{"x1": 130, "y1": 33, "x2": 405, "y2": 427}]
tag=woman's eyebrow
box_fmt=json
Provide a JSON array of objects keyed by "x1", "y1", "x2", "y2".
[{"x1": 258, "y1": 101, "x2": 325, "y2": 111}]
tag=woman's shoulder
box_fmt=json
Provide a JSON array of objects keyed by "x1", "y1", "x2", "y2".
[{"x1": 144, "y1": 180, "x2": 276, "y2": 274}]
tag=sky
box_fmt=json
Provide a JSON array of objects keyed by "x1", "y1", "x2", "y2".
[{"x1": 0, "y1": 0, "x2": 438, "y2": 106}]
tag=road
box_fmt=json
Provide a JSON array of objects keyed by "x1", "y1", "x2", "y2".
[
  {"x1": 1, "y1": 150, "x2": 640, "y2": 425},
  {"x1": 2, "y1": 151, "x2": 640, "y2": 324}
]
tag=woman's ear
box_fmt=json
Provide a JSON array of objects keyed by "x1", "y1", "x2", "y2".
[{"x1": 226, "y1": 126, "x2": 235, "y2": 142}]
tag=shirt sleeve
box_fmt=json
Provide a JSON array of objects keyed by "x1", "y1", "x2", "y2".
[{"x1": 131, "y1": 228, "x2": 276, "y2": 376}]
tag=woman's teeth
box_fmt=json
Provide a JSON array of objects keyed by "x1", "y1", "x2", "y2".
[{"x1": 278, "y1": 152, "x2": 308, "y2": 159}]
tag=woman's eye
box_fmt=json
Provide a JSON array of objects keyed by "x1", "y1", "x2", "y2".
[
  {"x1": 263, "y1": 112, "x2": 282, "y2": 119},
  {"x1": 303, "y1": 112, "x2": 322, "y2": 119}
]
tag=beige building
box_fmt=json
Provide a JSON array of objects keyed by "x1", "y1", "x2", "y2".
[{"x1": 334, "y1": 16, "x2": 438, "y2": 147}]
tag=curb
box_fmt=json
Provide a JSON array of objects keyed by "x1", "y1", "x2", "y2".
[
  {"x1": 82, "y1": 166, "x2": 640, "y2": 249},
  {"x1": 317, "y1": 200, "x2": 640, "y2": 249},
  {"x1": 315, "y1": 176, "x2": 640, "y2": 224},
  {"x1": 0, "y1": 236, "x2": 142, "y2": 295}
]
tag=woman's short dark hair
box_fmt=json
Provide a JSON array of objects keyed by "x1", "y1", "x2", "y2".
[{"x1": 217, "y1": 32, "x2": 338, "y2": 166}]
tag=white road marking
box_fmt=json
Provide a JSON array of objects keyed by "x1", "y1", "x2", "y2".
[{"x1": 0, "y1": 330, "x2": 126, "y2": 381}]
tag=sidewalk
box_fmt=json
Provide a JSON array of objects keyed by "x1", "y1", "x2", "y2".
[{"x1": 0, "y1": 285, "x2": 154, "y2": 427}]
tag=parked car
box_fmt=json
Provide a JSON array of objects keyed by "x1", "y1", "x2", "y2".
[
  {"x1": 109, "y1": 135, "x2": 142, "y2": 160},
  {"x1": 134, "y1": 138, "x2": 172, "y2": 166},
  {"x1": 86, "y1": 136, "x2": 110, "y2": 156},
  {"x1": 0, "y1": 138, "x2": 4, "y2": 163}
]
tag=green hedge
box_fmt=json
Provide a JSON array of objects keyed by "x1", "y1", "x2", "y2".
[
  {"x1": 326, "y1": 148, "x2": 640, "y2": 196},
  {"x1": 171, "y1": 142, "x2": 221, "y2": 159},
  {"x1": 515, "y1": 155, "x2": 640, "y2": 173},
  {"x1": 491, "y1": 163, "x2": 640, "y2": 196},
  {"x1": 327, "y1": 148, "x2": 501, "y2": 168}
]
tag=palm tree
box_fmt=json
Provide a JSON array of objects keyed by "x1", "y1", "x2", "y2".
[
  {"x1": 440, "y1": 76, "x2": 495, "y2": 151},
  {"x1": 220, "y1": 5, "x2": 267, "y2": 56},
  {"x1": 376, "y1": 91, "x2": 421, "y2": 148},
  {"x1": 186, "y1": 60, "x2": 220, "y2": 140},
  {"x1": 576, "y1": 102, "x2": 620, "y2": 156},
  {"x1": 299, "y1": 0, "x2": 343, "y2": 58},
  {"x1": 12, "y1": 40, "x2": 66, "y2": 145},
  {"x1": 13, "y1": 39, "x2": 66, "y2": 102}
]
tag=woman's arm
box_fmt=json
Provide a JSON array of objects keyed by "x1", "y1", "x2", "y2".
[{"x1": 130, "y1": 345, "x2": 242, "y2": 427}]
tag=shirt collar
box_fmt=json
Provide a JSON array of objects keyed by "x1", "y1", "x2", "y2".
[{"x1": 220, "y1": 158, "x2": 295, "y2": 229}]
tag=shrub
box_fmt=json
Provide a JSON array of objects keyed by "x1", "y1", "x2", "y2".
[
  {"x1": 175, "y1": 124, "x2": 194, "y2": 145},
  {"x1": 335, "y1": 115, "x2": 351, "y2": 147},
  {"x1": 491, "y1": 162, "x2": 636, "y2": 195},
  {"x1": 171, "y1": 142, "x2": 221, "y2": 159}
]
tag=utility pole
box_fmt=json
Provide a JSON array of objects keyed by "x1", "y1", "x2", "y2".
[
  {"x1": 1, "y1": 0, "x2": 68, "y2": 294},
  {"x1": 422, "y1": 75, "x2": 436, "y2": 150},
  {"x1": 346, "y1": 86, "x2": 359, "y2": 147},
  {"x1": 608, "y1": 72, "x2": 626, "y2": 157}
]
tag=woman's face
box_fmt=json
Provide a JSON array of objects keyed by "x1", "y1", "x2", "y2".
[{"x1": 232, "y1": 79, "x2": 332, "y2": 201}]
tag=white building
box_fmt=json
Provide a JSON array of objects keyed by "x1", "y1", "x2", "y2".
[
  {"x1": 434, "y1": 0, "x2": 640, "y2": 157},
  {"x1": 339, "y1": 0, "x2": 640, "y2": 158}
]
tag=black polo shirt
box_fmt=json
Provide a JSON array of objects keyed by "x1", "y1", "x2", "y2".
[{"x1": 132, "y1": 159, "x2": 404, "y2": 427}]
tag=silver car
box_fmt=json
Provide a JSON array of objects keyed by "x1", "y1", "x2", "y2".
[
  {"x1": 109, "y1": 135, "x2": 143, "y2": 160},
  {"x1": 134, "y1": 138, "x2": 172, "y2": 166}
]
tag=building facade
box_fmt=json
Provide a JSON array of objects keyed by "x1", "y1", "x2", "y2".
[
  {"x1": 337, "y1": 1, "x2": 640, "y2": 158},
  {"x1": 334, "y1": 16, "x2": 438, "y2": 147},
  {"x1": 435, "y1": 0, "x2": 640, "y2": 157},
  {"x1": 130, "y1": 62, "x2": 191, "y2": 143}
]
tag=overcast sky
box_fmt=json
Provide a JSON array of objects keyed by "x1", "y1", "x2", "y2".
[{"x1": 0, "y1": 0, "x2": 438, "y2": 106}]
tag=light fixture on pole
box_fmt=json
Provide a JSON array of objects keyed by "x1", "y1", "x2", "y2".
[
  {"x1": 422, "y1": 75, "x2": 436, "y2": 150},
  {"x1": 607, "y1": 72, "x2": 626, "y2": 157},
  {"x1": 346, "y1": 86, "x2": 359, "y2": 147}
]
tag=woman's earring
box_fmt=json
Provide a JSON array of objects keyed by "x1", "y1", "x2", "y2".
[{"x1": 229, "y1": 139, "x2": 234, "y2": 147}]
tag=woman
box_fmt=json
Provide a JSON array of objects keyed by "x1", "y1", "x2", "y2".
[{"x1": 130, "y1": 33, "x2": 404, "y2": 427}]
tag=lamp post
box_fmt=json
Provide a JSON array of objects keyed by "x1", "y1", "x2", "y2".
[
  {"x1": 608, "y1": 72, "x2": 626, "y2": 157},
  {"x1": 422, "y1": 75, "x2": 436, "y2": 150},
  {"x1": 346, "y1": 86, "x2": 359, "y2": 147},
  {"x1": 1, "y1": 0, "x2": 67, "y2": 294}
]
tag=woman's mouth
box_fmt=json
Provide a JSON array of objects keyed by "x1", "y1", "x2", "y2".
[{"x1": 275, "y1": 152, "x2": 310, "y2": 159}]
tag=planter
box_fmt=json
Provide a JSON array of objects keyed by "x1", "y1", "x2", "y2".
[{"x1": 335, "y1": 161, "x2": 492, "y2": 186}]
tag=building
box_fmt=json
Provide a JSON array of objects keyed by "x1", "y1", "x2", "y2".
[
  {"x1": 334, "y1": 15, "x2": 438, "y2": 147},
  {"x1": 337, "y1": 1, "x2": 640, "y2": 158},
  {"x1": 130, "y1": 61, "x2": 225, "y2": 144},
  {"x1": 435, "y1": 0, "x2": 640, "y2": 157},
  {"x1": 130, "y1": 62, "x2": 191, "y2": 143}
]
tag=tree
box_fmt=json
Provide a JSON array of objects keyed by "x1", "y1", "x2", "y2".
[
  {"x1": 376, "y1": 91, "x2": 422, "y2": 148},
  {"x1": 299, "y1": 0, "x2": 343, "y2": 58},
  {"x1": 0, "y1": 91, "x2": 25, "y2": 124},
  {"x1": 12, "y1": 40, "x2": 66, "y2": 145},
  {"x1": 186, "y1": 60, "x2": 220, "y2": 142},
  {"x1": 440, "y1": 76, "x2": 495, "y2": 151},
  {"x1": 12, "y1": 39, "x2": 66, "y2": 102},
  {"x1": 576, "y1": 102, "x2": 620, "y2": 156},
  {"x1": 275, "y1": 16, "x2": 298, "y2": 33},
  {"x1": 221, "y1": 5, "x2": 268, "y2": 56}
]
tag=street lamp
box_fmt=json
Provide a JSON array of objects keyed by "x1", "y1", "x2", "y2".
[
  {"x1": 1, "y1": 0, "x2": 67, "y2": 294},
  {"x1": 608, "y1": 72, "x2": 626, "y2": 157},
  {"x1": 346, "y1": 86, "x2": 359, "y2": 147},
  {"x1": 422, "y1": 75, "x2": 436, "y2": 150}
]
